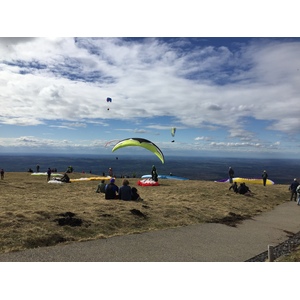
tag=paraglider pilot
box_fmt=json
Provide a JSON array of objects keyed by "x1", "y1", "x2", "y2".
[{"x1": 151, "y1": 165, "x2": 158, "y2": 182}]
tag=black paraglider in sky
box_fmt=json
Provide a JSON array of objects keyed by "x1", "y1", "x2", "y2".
[{"x1": 106, "y1": 97, "x2": 112, "y2": 110}]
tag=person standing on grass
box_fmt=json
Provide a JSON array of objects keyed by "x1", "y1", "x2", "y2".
[
  {"x1": 289, "y1": 178, "x2": 299, "y2": 201},
  {"x1": 228, "y1": 167, "x2": 234, "y2": 183},
  {"x1": 151, "y1": 165, "x2": 158, "y2": 182},
  {"x1": 0, "y1": 168, "x2": 4, "y2": 180},
  {"x1": 262, "y1": 170, "x2": 268, "y2": 186},
  {"x1": 47, "y1": 168, "x2": 51, "y2": 181}
]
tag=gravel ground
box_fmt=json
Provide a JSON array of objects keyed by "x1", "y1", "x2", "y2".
[{"x1": 245, "y1": 231, "x2": 300, "y2": 262}]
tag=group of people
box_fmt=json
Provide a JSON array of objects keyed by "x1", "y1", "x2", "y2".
[
  {"x1": 289, "y1": 178, "x2": 300, "y2": 205},
  {"x1": 46, "y1": 168, "x2": 70, "y2": 183},
  {"x1": 229, "y1": 182, "x2": 252, "y2": 196},
  {"x1": 228, "y1": 167, "x2": 269, "y2": 186},
  {"x1": 96, "y1": 178, "x2": 143, "y2": 201},
  {"x1": 229, "y1": 166, "x2": 300, "y2": 204}
]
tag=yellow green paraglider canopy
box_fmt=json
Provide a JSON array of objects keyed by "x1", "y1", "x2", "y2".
[
  {"x1": 171, "y1": 127, "x2": 176, "y2": 137},
  {"x1": 112, "y1": 138, "x2": 165, "y2": 164}
]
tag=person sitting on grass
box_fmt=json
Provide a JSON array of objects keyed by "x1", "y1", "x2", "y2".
[
  {"x1": 96, "y1": 180, "x2": 106, "y2": 193},
  {"x1": 119, "y1": 179, "x2": 132, "y2": 201},
  {"x1": 237, "y1": 182, "x2": 252, "y2": 196},
  {"x1": 229, "y1": 182, "x2": 238, "y2": 193},
  {"x1": 60, "y1": 173, "x2": 70, "y2": 183},
  {"x1": 131, "y1": 187, "x2": 143, "y2": 201},
  {"x1": 105, "y1": 178, "x2": 119, "y2": 200}
]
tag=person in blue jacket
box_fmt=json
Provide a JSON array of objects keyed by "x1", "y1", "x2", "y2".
[
  {"x1": 105, "y1": 178, "x2": 119, "y2": 199},
  {"x1": 119, "y1": 179, "x2": 132, "y2": 201}
]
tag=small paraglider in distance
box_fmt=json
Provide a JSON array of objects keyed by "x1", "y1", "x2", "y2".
[
  {"x1": 171, "y1": 127, "x2": 176, "y2": 142},
  {"x1": 106, "y1": 97, "x2": 112, "y2": 110},
  {"x1": 171, "y1": 127, "x2": 176, "y2": 137}
]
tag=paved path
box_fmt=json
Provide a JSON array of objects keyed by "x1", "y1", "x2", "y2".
[{"x1": 0, "y1": 201, "x2": 299, "y2": 262}]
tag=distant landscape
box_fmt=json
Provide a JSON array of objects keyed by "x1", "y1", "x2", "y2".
[{"x1": 1, "y1": 154, "x2": 300, "y2": 184}]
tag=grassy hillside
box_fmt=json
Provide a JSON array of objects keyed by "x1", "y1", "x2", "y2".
[{"x1": 0, "y1": 172, "x2": 294, "y2": 256}]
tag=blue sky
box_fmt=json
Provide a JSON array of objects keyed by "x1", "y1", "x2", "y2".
[
  {"x1": 1, "y1": 2, "x2": 299, "y2": 159},
  {"x1": 1, "y1": 37, "x2": 300, "y2": 158}
]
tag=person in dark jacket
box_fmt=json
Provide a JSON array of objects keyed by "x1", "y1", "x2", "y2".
[
  {"x1": 119, "y1": 179, "x2": 132, "y2": 201},
  {"x1": 228, "y1": 167, "x2": 234, "y2": 183},
  {"x1": 262, "y1": 170, "x2": 268, "y2": 186},
  {"x1": 47, "y1": 168, "x2": 51, "y2": 181},
  {"x1": 229, "y1": 182, "x2": 238, "y2": 193},
  {"x1": 131, "y1": 187, "x2": 143, "y2": 201},
  {"x1": 237, "y1": 182, "x2": 252, "y2": 195},
  {"x1": 60, "y1": 173, "x2": 70, "y2": 183},
  {"x1": 105, "y1": 178, "x2": 119, "y2": 199},
  {"x1": 151, "y1": 165, "x2": 158, "y2": 182},
  {"x1": 289, "y1": 178, "x2": 299, "y2": 201}
]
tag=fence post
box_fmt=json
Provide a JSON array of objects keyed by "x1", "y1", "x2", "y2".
[{"x1": 268, "y1": 245, "x2": 274, "y2": 262}]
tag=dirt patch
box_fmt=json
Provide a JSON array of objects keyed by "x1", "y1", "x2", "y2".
[
  {"x1": 24, "y1": 233, "x2": 68, "y2": 248},
  {"x1": 209, "y1": 212, "x2": 252, "y2": 227},
  {"x1": 130, "y1": 209, "x2": 147, "y2": 219},
  {"x1": 54, "y1": 212, "x2": 83, "y2": 227}
]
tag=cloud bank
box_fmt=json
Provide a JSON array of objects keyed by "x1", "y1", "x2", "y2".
[{"x1": 1, "y1": 37, "x2": 300, "y2": 156}]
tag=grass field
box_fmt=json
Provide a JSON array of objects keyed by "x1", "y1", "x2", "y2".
[{"x1": 0, "y1": 171, "x2": 298, "y2": 260}]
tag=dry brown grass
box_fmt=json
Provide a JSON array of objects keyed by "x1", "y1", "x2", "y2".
[{"x1": 0, "y1": 172, "x2": 290, "y2": 254}]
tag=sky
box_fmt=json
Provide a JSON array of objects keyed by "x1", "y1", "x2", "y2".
[{"x1": 1, "y1": 2, "x2": 300, "y2": 159}]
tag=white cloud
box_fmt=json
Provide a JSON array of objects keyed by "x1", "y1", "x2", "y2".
[
  {"x1": 1, "y1": 37, "x2": 300, "y2": 154},
  {"x1": 195, "y1": 136, "x2": 211, "y2": 141}
]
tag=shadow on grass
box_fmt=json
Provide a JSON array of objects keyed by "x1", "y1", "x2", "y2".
[
  {"x1": 24, "y1": 233, "x2": 70, "y2": 249},
  {"x1": 208, "y1": 212, "x2": 252, "y2": 227}
]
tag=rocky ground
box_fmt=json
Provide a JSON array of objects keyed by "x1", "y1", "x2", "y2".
[{"x1": 245, "y1": 231, "x2": 300, "y2": 262}]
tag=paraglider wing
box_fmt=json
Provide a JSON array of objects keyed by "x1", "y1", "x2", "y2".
[
  {"x1": 106, "y1": 97, "x2": 112, "y2": 102},
  {"x1": 112, "y1": 138, "x2": 165, "y2": 164},
  {"x1": 171, "y1": 127, "x2": 176, "y2": 137},
  {"x1": 105, "y1": 139, "x2": 120, "y2": 148}
]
